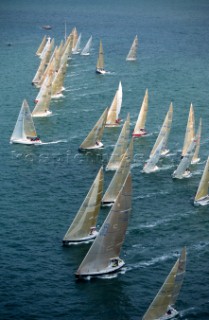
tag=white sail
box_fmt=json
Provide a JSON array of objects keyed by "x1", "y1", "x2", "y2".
[
  {"x1": 63, "y1": 167, "x2": 103, "y2": 244},
  {"x1": 106, "y1": 113, "x2": 130, "y2": 171},
  {"x1": 79, "y1": 108, "x2": 108, "y2": 151},
  {"x1": 194, "y1": 157, "x2": 209, "y2": 206},
  {"x1": 191, "y1": 118, "x2": 202, "y2": 164},
  {"x1": 75, "y1": 173, "x2": 132, "y2": 279},
  {"x1": 150, "y1": 103, "x2": 173, "y2": 157},
  {"x1": 32, "y1": 74, "x2": 52, "y2": 117},
  {"x1": 172, "y1": 138, "x2": 197, "y2": 179},
  {"x1": 106, "y1": 81, "x2": 123, "y2": 127},
  {"x1": 102, "y1": 138, "x2": 133, "y2": 205},
  {"x1": 143, "y1": 139, "x2": 165, "y2": 173},
  {"x1": 72, "y1": 33, "x2": 82, "y2": 54},
  {"x1": 80, "y1": 36, "x2": 92, "y2": 55},
  {"x1": 182, "y1": 103, "x2": 195, "y2": 157},
  {"x1": 132, "y1": 89, "x2": 148, "y2": 137},
  {"x1": 10, "y1": 100, "x2": 41, "y2": 145},
  {"x1": 40, "y1": 37, "x2": 52, "y2": 60},
  {"x1": 142, "y1": 248, "x2": 186, "y2": 320},
  {"x1": 126, "y1": 35, "x2": 138, "y2": 61}
]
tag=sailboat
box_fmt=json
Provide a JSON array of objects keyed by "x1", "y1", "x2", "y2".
[
  {"x1": 75, "y1": 173, "x2": 132, "y2": 279},
  {"x1": 36, "y1": 35, "x2": 47, "y2": 56},
  {"x1": 181, "y1": 103, "x2": 195, "y2": 157},
  {"x1": 126, "y1": 35, "x2": 138, "y2": 61},
  {"x1": 106, "y1": 113, "x2": 130, "y2": 171},
  {"x1": 63, "y1": 167, "x2": 103, "y2": 245},
  {"x1": 80, "y1": 36, "x2": 92, "y2": 56},
  {"x1": 51, "y1": 59, "x2": 68, "y2": 98},
  {"x1": 10, "y1": 99, "x2": 42, "y2": 145},
  {"x1": 105, "y1": 81, "x2": 123, "y2": 127},
  {"x1": 72, "y1": 33, "x2": 82, "y2": 54},
  {"x1": 194, "y1": 157, "x2": 209, "y2": 206},
  {"x1": 32, "y1": 74, "x2": 52, "y2": 117},
  {"x1": 102, "y1": 138, "x2": 133, "y2": 206},
  {"x1": 150, "y1": 103, "x2": 173, "y2": 158},
  {"x1": 71, "y1": 27, "x2": 78, "y2": 52},
  {"x1": 96, "y1": 40, "x2": 106, "y2": 74},
  {"x1": 191, "y1": 118, "x2": 202, "y2": 164},
  {"x1": 143, "y1": 138, "x2": 165, "y2": 174},
  {"x1": 132, "y1": 89, "x2": 148, "y2": 137},
  {"x1": 142, "y1": 247, "x2": 186, "y2": 320},
  {"x1": 172, "y1": 138, "x2": 197, "y2": 179},
  {"x1": 79, "y1": 108, "x2": 108, "y2": 151}
]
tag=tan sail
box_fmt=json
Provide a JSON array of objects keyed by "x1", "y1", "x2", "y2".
[
  {"x1": 79, "y1": 108, "x2": 108, "y2": 151},
  {"x1": 71, "y1": 27, "x2": 78, "y2": 51},
  {"x1": 32, "y1": 74, "x2": 52, "y2": 117},
  {"x1": 63, "y1": 167, "x2": 103, "y2": 244},
  {"x1": 38, "y1": 46, "x2": 57, "y2": 87},
  {"x1": 194, "y1": 157, "x2": 209, "y2": 203},
  {"x1": 75, "y1": 173, "x2": 132, "y2": 278},
  {"x1": 150, "y1": 102, "x2": 173, "y2": 157},
  {"x1": 36, "y1": 35, "x2": 47, "y2": 56},
  {"x1": 126, "y1": 35, "x2": 138, "y2": 61},
  {"x1": 106, "y1": 113, "x2": 130, "y2": 171},
  {"x1": 192, "y1": 118, "x2": 202, "y2": 164},
  {"x1": 106, "y1": 82, "x2": 123, "y2": 127},
  {"x1": 51, "y1": 59, "x2": 68, "y2": 97},
  {"x1": 132, "y1": 89, "x2": 148, "y2": 137},
  {"x1": 182, "y1": 103, "x2": 195, "y2": 157},
  {"x1": 142, "y1": 248, "x2": 186, "y2": 320},
  {"x1": 96, "y1": 40, "x2": 105, "y2": 73},
  {"x1": 102, "y1": 138, "x2": 133, "y2": 205}
]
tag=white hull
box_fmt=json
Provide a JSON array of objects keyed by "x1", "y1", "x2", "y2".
[
  {"x1": 161, "y1": 149, "x2": 170, "y2": 156},
  {"x1": 75, "y1": 259, "x2": 125, "y2": 279},
  {"x1": 96, "y1": 68, "x2": 106, "y2": 74},
  {"x1": 63, "y1": 231, "x2": 98, "y2": 245},
  {"x1": 10, "y1": 138, "x2": 42, "y2": 145},
  {"x1": 79, "y1": 141, "x2": 104, "y2": 151},
  {"x1": 172, "y1": 170, "x2": 192, "y2": 179},
  {"x1": 159, "y1": 306, "x2": 179, "y2": 320},
  {"x1": 194, "y1": 195, "x2": 209, "y2": 206},
  {"x1": 143, "y1": 165, "x2": 159, "y2": 174},
  {"x1": 191, "y1": 157, "x2": 200, "y2": 165},
  {"x1": 32, "y1": 110, "x2": 52, "y2": 118}
]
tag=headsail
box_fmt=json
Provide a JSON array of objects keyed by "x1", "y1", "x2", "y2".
[
  {"x1": 132, "y1": 89, "x2": 148, "y2": 137},
  {"x1": 192, "y1": 118, "x2": 202, "y2": 164},
  {"x1": 106, "y1": 81, "x2": 123, "y2": 127},
  {"x1": 194, "y1": 157, "x2": 209, "y2": 205},
  {"x1": 126, "y1": 35, "x2": 138, "y2": 61},
  {"x1": 142, "y1": 248, "x2": 186, "y2": 320},
  {"x1": 81, "y1": 36, "x2": 92, "y2": 55},
  {"x1": 143, "y1": 138, "x2": 165, "y2": 174},
  {"x1": 63, "y1": 167, "x2": 103, "y2": 244},
  {"x1": 72, "y1": 33, "x2": 82, "y2": 54},
  {"x1": 75, "y1": 173, "x2": 132, "y2": 278},
  {"x1": 182, "y1": 103, "x2": 195, "y2": 157},
  {"x1": 79, "y1": 108, "x2": 108, "y2": 151},
  {"x1": 106, "y1": 113, "x2": 130, "y2": 171}
]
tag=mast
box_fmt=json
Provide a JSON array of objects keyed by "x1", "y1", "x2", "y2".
[{"x1": 75, "y1": 173, "x2": 132, "y2": 278}]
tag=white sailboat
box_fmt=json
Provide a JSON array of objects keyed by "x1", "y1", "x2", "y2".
[
  {"x1": 102, "y1": 138, "x2": 133, "y2": 206},
  {"x1": 79, "y1": 108, "x2": 108, "y2": 151},
  {"x1": 191, "y1": 118, "x2": 202, "y2": 164},
  {"x1": 194, "y1": 157, "x2": 209, "y2": 206},
  {"x1": 150, "y1": 103, "x2": 173, "y2": 158},
  {"x1": 172, "y1": 138, "x2": 197, "y2": 179},
  {"x1": 80, "y1": 36, "x2": 92, "y2": 56},
  {"x1": 106, "y1": 113, "x2": 130, "y2": 171},
  {"x1": 32, "y1": 74, "x2": 52, "y2": 117},
  {"x1": 36, "y1": 35, "x2": 47, "y2": 56},
  {"x1": 75, "y1": 173, "x2": 132, "y2": 279},
  {"x1": 181, "y1": 103, "x2": 195, "y2": 157},
  {"x1": 96, "y1": 40, "x2": 106, "y2": 74},
  {"x1": 142, "y1": 247, "x2": 186, "y2": 320},
  {"x1": 72, "y1": 33, "x2": 82, "y2": 54},
  {"x1": 106, "y1": 81, "x2": 123, "y2": 127},
  {"x1": 126, "y1": 35, "x2": 138, "y2": 61},
  {"x1": 63, "y1": 167, "x2": 103, "y2": 244},
  {"x1": 132, "y1": 89, "x2": 148, "y2": 137},
  {"x1": 10, "y1": 99, "x2": 42, "y2": 145},
  {"x1": 143, "y1": 138, "x2": 165, "y2": 174}
]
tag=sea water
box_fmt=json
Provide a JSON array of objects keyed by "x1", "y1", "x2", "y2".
[{"x1": 1, "y1": 0, "x2": 209, "y2": 319}]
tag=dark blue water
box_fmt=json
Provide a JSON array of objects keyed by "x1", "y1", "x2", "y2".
[{"x1": 1, "y1": 0, "x2": 209, "y2": 319}]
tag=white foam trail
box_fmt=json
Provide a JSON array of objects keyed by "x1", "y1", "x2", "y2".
[{"x1": 40, "y1": 140, "x2": 68, "y2": 145}]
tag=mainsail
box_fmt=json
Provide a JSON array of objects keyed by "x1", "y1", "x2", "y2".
[
  {"x1": 126, "y1": 35, "x2": 138, "y2": 61},
  {"x1": 72, "y1": 33, "x2": 82, "y2": 54},
  {"x1": 102, "y1": 138, "x2": 133, "y2": 205},
  {"x1": 32, "y1": 74, "x2": 52, "y2": 117},
  {"x1": 79, "y1": 108, "x2": 108, "y2": 151},
  {"x1": 150, "y1": 103, "x2": 173, "y2": 157},
  {"x1": 96, "y1": 40, "x2": 105, "y2": 73},
  {"x1": 143, "y1": 139, "x2": 165, "y2": 174},
  {"x1": 75, "y1": 173, "x2": 132, "y2": 278},
  {"x1": 63, "y1": 167, "x2": 103, "y2": 244},
  {"x1": 182, "y1": 103, "x2": 195, "y2": 157},
  {"x1": 142, "y1": 248, "x2": 186, "y2": 320},
  {"x1": 81, "y1": 36, "x2": 92, "y2": 55},
  {"x1": 194, "y1": 157, "x2": 209, "y2": 205},
  {"x1": 106, "y1": 82, "x2": 123, "y2": 126},
  {"x1": 106, "y1": 113, "x2": 130, "y2": 171},
  {"x1": 36, "y1": 35, "x2": 47, "y2": 56},
  {"x1": 192, "y1": 118, "x2": 202, "y2": 164},
  {"x1": 132, "y1": 89, "x2": 148, "y2": 137}
]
